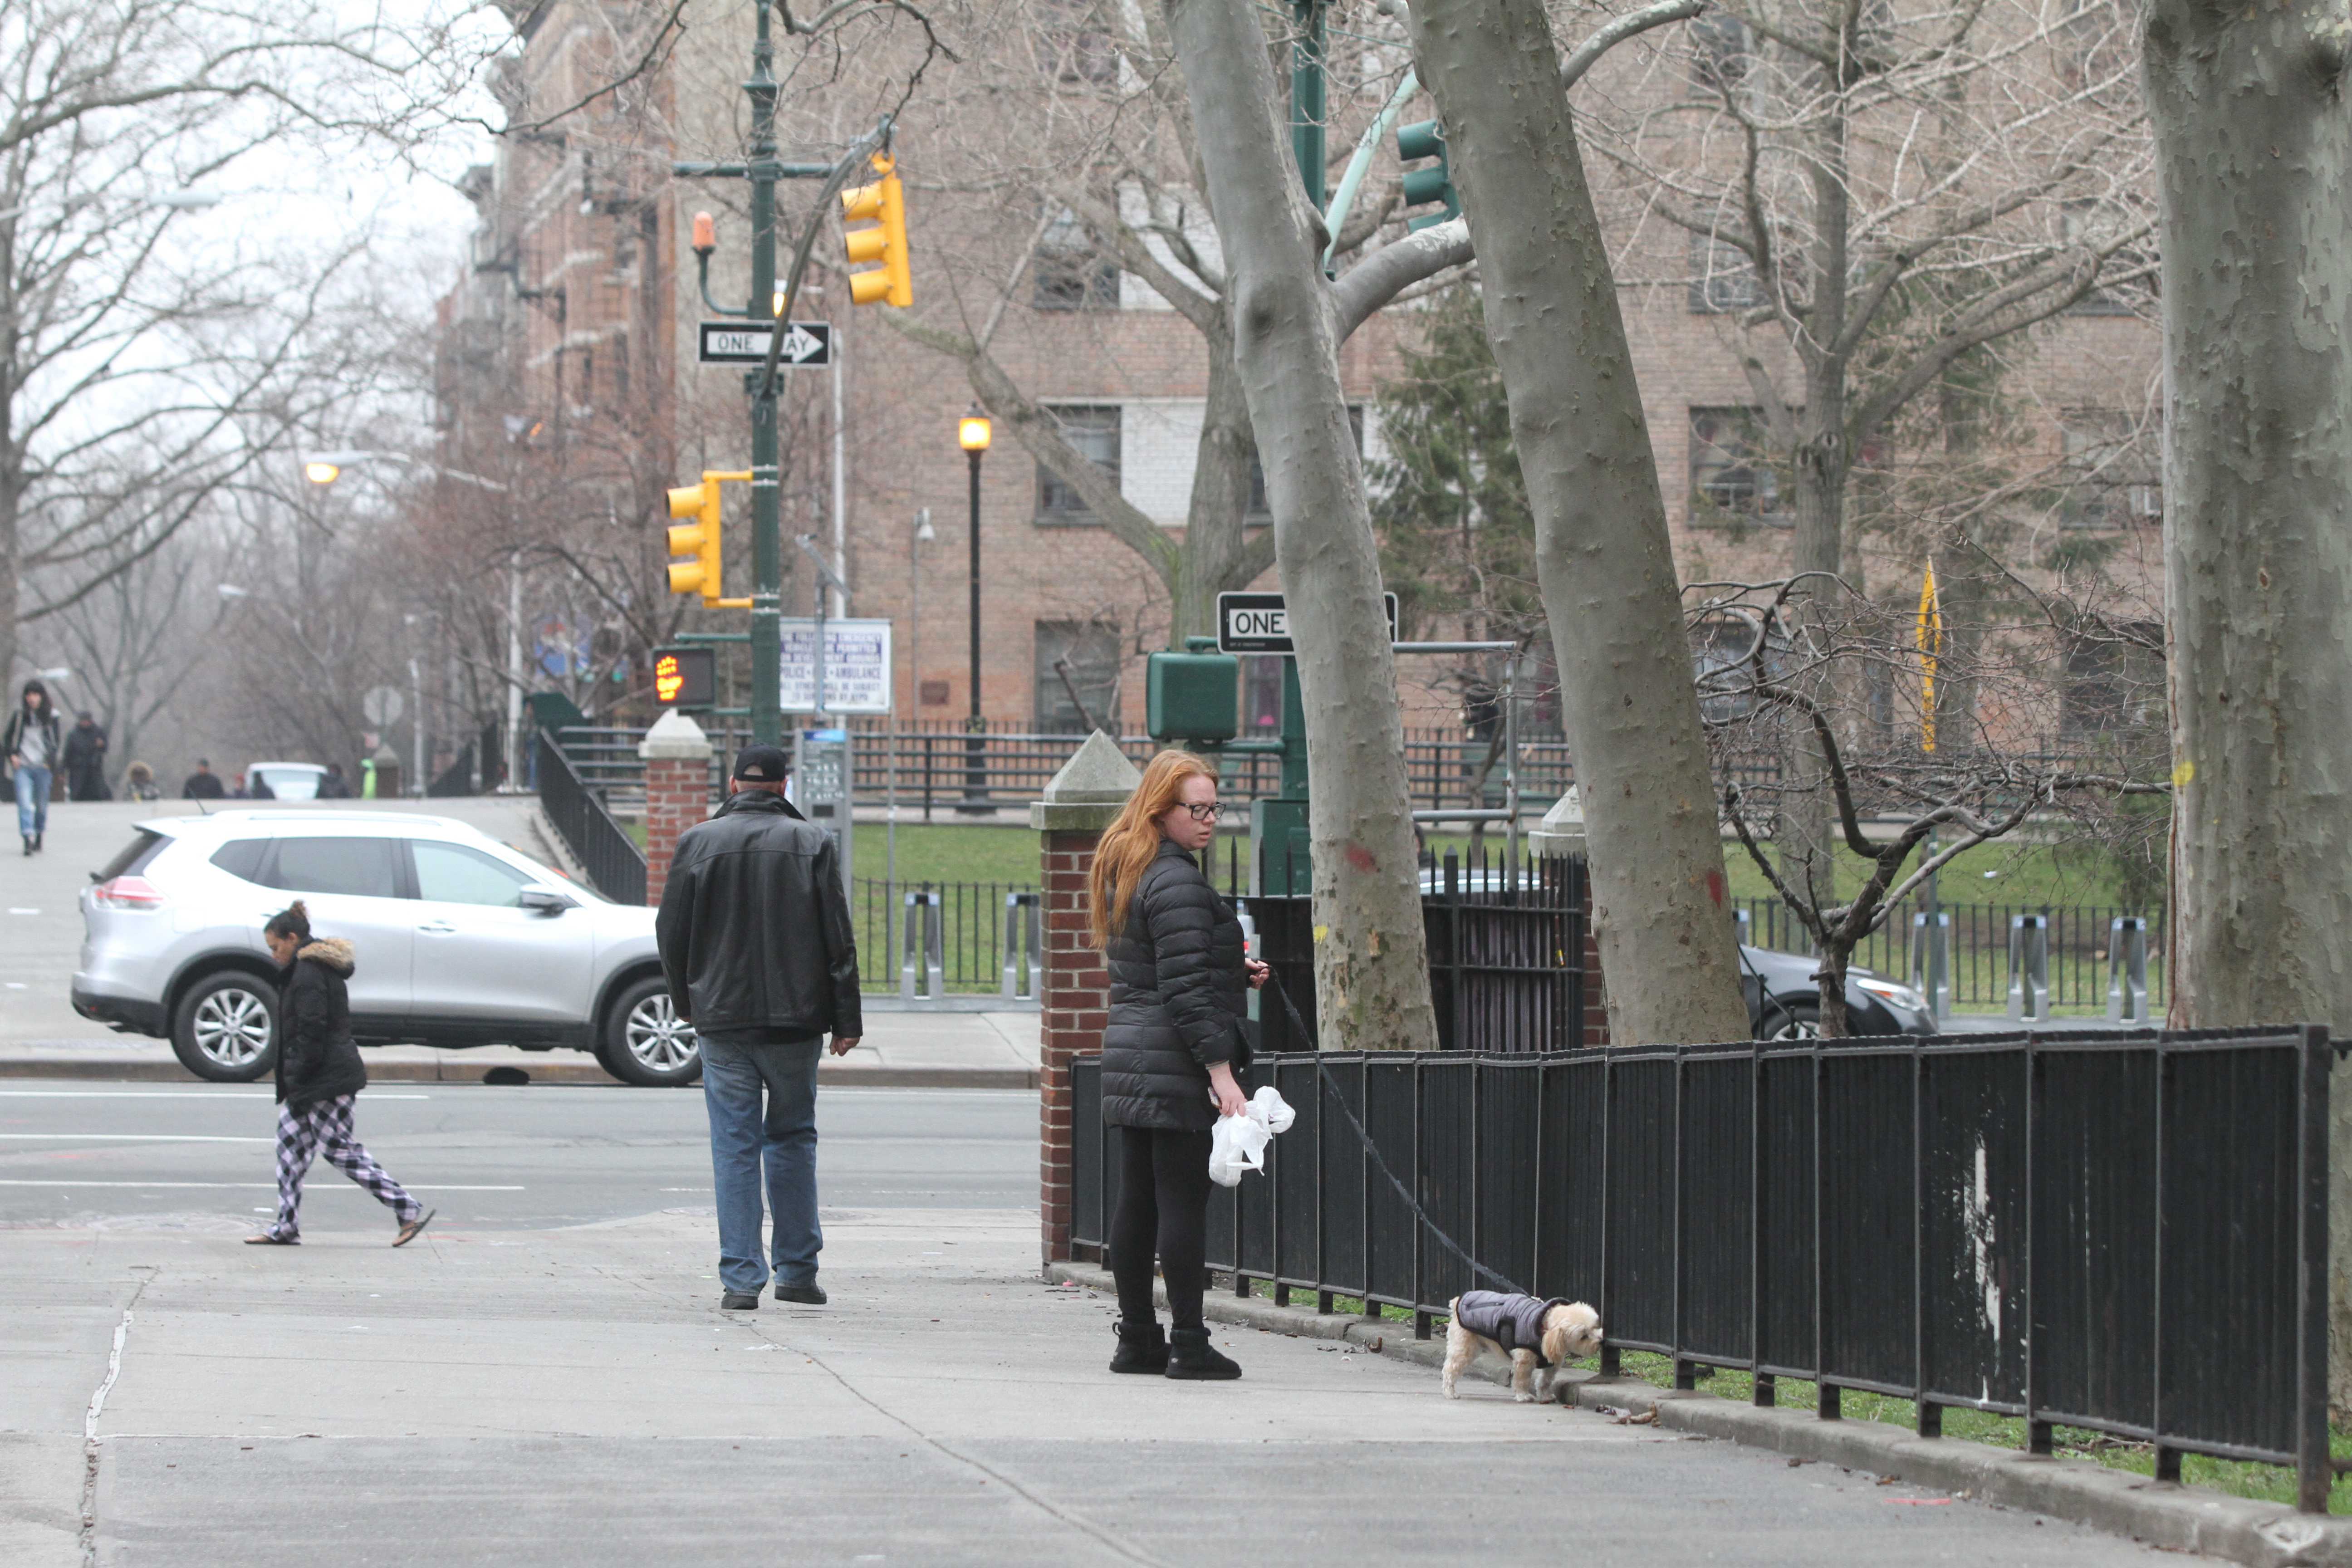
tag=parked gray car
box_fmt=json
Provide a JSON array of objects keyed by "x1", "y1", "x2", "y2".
[{"x1": 71, "y1": 811, "x2": 700, "y2": 1086}]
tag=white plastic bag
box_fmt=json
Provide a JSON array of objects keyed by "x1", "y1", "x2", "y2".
[{"x1": 1208, "y1": 1085, "x2": 1296, "y2": 1186}]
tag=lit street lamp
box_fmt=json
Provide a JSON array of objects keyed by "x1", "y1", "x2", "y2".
[{"x1": 958, "y1": 407, "x2": 991, "y2": 813}]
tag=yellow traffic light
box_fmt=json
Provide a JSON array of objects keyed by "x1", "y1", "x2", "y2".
[
  {"x1": 664, "y1": 470, "x2": 752, "y2": 606},
  {"x1": 840, "y1": 154, "x2": 912, "y2": 308}
]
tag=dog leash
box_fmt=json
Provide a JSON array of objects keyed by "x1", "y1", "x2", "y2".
[{"x1": 1264, "y1": 973, "x2": 1531, "y2": 1298}]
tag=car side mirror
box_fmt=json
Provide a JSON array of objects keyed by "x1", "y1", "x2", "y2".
[{"x1": 519, "y1": 888, "x2": 572, "y2": 916}]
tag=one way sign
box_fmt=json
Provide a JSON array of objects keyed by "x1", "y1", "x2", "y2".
[{"x1": 698, "y1": 320, "x2": 833, "y2": 367}]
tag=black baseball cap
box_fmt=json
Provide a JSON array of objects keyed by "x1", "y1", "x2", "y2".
[{"x1": 731, "y1": 745, "x2": 791, "y2": 783}]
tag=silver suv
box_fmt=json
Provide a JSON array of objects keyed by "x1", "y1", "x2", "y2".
[{"x1": 70, "y1": 811, "x2": 700, "y2": 1087}]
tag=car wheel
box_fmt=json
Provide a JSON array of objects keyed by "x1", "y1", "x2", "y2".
[
  {"x1": 1756, "y1": 1004, "x2": 1823, "y2": 1042},
  {"x1": 599, "y1": 976, "x2": 701, "y2": 1087},
  {"x1": 172, "y1": 972, "x2": 278, "y2": 1082}
]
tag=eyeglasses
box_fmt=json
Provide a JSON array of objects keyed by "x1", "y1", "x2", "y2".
[{"x1": 1179, "y1": 801, "x2": 1219, "y2": 823}]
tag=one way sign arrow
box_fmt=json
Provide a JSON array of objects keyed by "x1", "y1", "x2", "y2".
[{"x1": 698, "y1": 319, "x2": 833, "y2": 367}]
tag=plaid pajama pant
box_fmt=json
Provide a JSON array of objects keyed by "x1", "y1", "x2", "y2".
[{"x1": 265, "y1": 1094, "x2": 419, "y2": 1241}]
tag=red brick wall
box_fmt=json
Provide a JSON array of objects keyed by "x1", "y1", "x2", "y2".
[
  {"x1": 641, "y1": 758, "x2": 709, "y2": 907},
  {"x1": 1039, "y1": 827, "x2": 1111, "y2": 1265}
]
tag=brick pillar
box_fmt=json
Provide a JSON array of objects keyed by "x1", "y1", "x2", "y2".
[
  {"x1": 639, "y1": 710, "x2": 714, "y2": 908},
  {"x1": 1030, "y1": 732, "x2": 1144, "y2": 1268},
  {"x1": 1530, "y1": 787, "x2": 1609, "y2": 1047}
]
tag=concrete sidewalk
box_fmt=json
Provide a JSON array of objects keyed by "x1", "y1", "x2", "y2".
[{"x1": 4, "y1": 1207, "x2": 2200, "y2": 1568}]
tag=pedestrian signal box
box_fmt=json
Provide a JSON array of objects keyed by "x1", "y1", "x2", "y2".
[
  {"x1": 1146, "y1": 649, "x2": 1239, "y2": 742},
  {"x1": 652, "y1": 647, "x2": 715, "y2": 710}
]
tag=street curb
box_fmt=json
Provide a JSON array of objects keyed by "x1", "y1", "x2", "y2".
[
  {"x1": 1044, "y1": 1261, "x2": 2352, "y2": 1567},
  {"x1": 0, "y1": 1058, "x2": 1038, "y2": 1090}
]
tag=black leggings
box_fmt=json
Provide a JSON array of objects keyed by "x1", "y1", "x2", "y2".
[{"x1": 1109, "y1": 1126, "x2": 1214, "y2": 1331}]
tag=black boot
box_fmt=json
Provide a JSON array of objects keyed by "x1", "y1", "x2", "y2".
[
  {"x1": 1164, "y1": 1326, "x2": 1241, "y2": 1380},
  {"x1": 31, "y1": 831, "x2": 40, "y2": 852},
  {"x1": 1109, "y1": 1319, "x2": 1167, "y2": 1374},
  {"x1": 19, "y1": 836, "x2": 29, "y2": 857}
]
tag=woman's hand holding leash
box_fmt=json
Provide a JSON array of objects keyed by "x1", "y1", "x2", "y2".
[{"x1": 1244, "y1": 958, "x2": 1270, "y2": 990}]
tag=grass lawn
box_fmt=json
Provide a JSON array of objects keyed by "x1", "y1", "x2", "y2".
[{"x1": 1720, "y1": 836, "x2": 2156, "y2": 911}]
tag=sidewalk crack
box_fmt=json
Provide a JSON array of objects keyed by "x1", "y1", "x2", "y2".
[{"x1": 80, "y1": 1266, "x2": 156, "y2": 1568}]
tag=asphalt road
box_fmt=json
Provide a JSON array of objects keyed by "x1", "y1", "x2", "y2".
[{"x1": 0, "y1": 1082, "x2": 1037, "y2": 1231}]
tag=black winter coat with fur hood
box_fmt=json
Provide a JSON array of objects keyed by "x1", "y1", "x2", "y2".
[
  {"x1": 275, "y1": 938, "x2": 367, "y2": 1109},
  {"x1": 1100, "y1": 838, "x2": 1248, "y2": 1132}
]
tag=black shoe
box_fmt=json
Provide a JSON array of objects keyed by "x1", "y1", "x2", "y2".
[
  {"x1": 1109, "y1": 1319, "x2": 1168, "y2": 1374},
  {"x1": 18, "y1": 837, "x2": 28, "y2": 857},
  {"x1": 773, "y1": 1281, "x2": 827, "y2": 1305},
  {"x1": 721, "y1": 1291, "x2": 761, "y2": 1310},
  {"x1": 30, "y1": 831, "x2": 39, "y2": 852},
  {"x1": 1164, "y1": 1326, "x2": 1241, "y2": 1380}
]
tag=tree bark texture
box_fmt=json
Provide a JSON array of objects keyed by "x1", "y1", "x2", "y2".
[
  {"x1": 1411, "y1": 0, "x2": 1754, "y2": 1046},
  {"x1": 2143, "y1": 0, "x2": 2352, "y2": 1408},
  {"x1": 1161, "y1": 0, "x2": 1440, "y2": 1052}
]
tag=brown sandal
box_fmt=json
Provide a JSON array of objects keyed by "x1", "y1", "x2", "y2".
[{"x1": 393, "y1": 1209, "x2": 436, "y2": 1248}]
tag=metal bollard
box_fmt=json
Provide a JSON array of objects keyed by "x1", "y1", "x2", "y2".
[
  {"x1": 2007, "y1": 914, "x2": 2049, "y2": 1022},
  {"x1": 1910, "y1": 911, "x2": 1952, "y2": 1023},
  {"x1": 899, "y1": 889, "x2": 944, "y2": 1002},
  {"x1": 2106, "y1": 915, "x2": 2150, "y2": 1023},
  {"x1": 1000, "y1": 891, "x2": 1041, "y2": 1000}
]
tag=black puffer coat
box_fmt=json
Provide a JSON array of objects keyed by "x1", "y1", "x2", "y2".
[
  {"x1": 1101, "y1": 838, "x2": 1249, "y2": 1131},
  {"x1": 275, "y1": 938, "x2": 367, "y2": 1109}
]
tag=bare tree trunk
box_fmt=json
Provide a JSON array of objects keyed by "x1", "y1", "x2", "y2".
[
  {"x1": 1411, "y1": 0, "x2": 1753, "y2": 1046},
  {"x1": 1175, "y1": 336, "x2": 1261, "y2": 642},
  {"x1": 2143, "y1": 0, "x2": 2352, "y2": 1409},
  {"x1": 1161, "y1": 0, "x2": 1439, "y2": 1052}
]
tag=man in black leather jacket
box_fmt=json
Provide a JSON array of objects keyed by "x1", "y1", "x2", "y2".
[{"x1": 656, "y1": 744, "x2": 861, "y2": 1312}]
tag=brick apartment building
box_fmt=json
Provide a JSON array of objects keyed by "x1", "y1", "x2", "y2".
[{"x1": 435, "y1": 0, "x2": 2161, "y2": 748}]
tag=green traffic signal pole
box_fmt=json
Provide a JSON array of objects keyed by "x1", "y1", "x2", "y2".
[
  {"x1": 1290, "y1": 0, "x2": 1328, "y2": 207},
  {"x1": 672, "y1": 0, "x2": 870, "y2": 747}
]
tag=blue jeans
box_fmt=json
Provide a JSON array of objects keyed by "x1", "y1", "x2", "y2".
[
  {"x1": 699, "y1": 1034, "x2": 823, "y2": 1294},
  {"x1": 14, "y1": 764, "x2": 50, "y2": 839}
]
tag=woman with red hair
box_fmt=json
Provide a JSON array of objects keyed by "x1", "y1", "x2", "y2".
[{"x1": 1089, "y1": 750, "x2": 1268, "y2": 1379}]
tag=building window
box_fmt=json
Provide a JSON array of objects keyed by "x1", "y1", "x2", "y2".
[
  {"x1": 1034, "y1": 621, "x2": 1123, "y2": 731},
  {"x1": 1689, "y1": 11, "x2": 1753, "y2": 92},
  {"x1": 1689, "y1": 407, "x2": 1785, "y2": 525},
  {"x1": 2059, "y1": 411, "x2": 2161, "y2": 529},
  {"x1": 1688, "y1": 234, "x2": 1761, "y2": 314},
  {"x1": 1032, "y1": 209, "x2": 1119, "y2": 311},
  {"x1": 2061, "y1": 624, "x2": 2162, "y2": 736},
  {"x1": 1247, "y1": 406, "x2": 1365, "y2": 519},
  {"x1": 1034, "y1": 0, "x2": 1117, "y2": 83},
  {"x1": 1036, "y1": 405, "x2": 1122, "y2": 522}
]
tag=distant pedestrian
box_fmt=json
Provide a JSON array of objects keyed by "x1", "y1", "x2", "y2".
[
  {"x1": 316, "y1": 763, "x2": 353, "y2": 799},
  {"x1": 3, "y1": 679, "x2": 61, "y2": 855},
  {"x1": 181, "y1": 759, "x2": 225, "y2": 799},
  {"x1": 655, "y1": 744, "x2": 860, "y2": 1311},
  {"x1": 122, "y1": 762, "x2": 160, "y2": 802},
  {"x1": 246, "y1": 771, "x2": 275, "y2": 800},
  {"x1": 1092, "y1": 750, "x2": 1269, "y2": 1381},
  {"x1": 245, "y1": 901, "x2": 433, "y2": 1248},
  {"x1": 63, "y1": 711, "x2": 109, "y2": 801}
]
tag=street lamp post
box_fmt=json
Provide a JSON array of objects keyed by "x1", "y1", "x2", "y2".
[{"x1": 957, "y1": 408, "x2": 990, "y2": 812}]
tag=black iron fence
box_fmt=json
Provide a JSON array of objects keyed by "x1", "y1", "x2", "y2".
[
  {"x1": 536, "y1": 732, "x2": 647, "y2": 905},
  {"x1": 1737, "y1": 897, "x2": 2166, "y2": 1012},
  {"x1": 1250, "y1": 849, "x2": 1591, "y2": 1054},
  {"x1": 540, "y1": 721, "x2": 1759, "y2": 817},
  {"x1": 1070, "y1": 1025, "x2": 2332, "y2": 1511},
  {"x1": 854, "y1": 878, "x2": 1038, "y2": 995}
]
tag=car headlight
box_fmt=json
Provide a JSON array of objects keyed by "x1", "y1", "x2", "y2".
[{"x1": 1853, "y1": 976, "x2": 1929, "y2": 1013}]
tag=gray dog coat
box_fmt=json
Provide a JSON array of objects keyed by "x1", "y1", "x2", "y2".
[{"x1": 1452, "y1": 1290, "x2": 1577, "y2": 1366}]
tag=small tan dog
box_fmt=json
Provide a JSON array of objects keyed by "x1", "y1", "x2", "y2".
[{"x1": 1442, "y1": 1290, "x2": 1604, "y2": 1403}]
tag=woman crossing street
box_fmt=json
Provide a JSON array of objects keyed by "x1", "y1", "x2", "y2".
[{"x1": 245, "y1": 901, "x2": 433, "y2": 1247}]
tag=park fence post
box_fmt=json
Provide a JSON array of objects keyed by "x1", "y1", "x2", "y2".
[
  {"x1": 639, "y1": 710, "x2": 715, "y2": 907},
  {"x1": 1030, "y1": 731, "x2": 1144, "y2": 1267}
]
